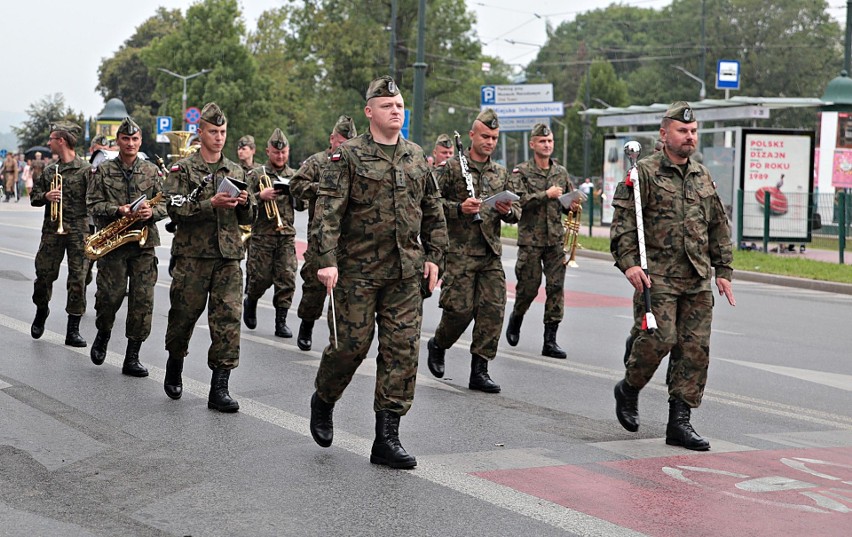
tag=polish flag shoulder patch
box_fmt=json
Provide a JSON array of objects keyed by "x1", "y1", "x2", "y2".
[
  {"x1": 330, "y1": 152, "x2": 342, "y2": 162},
  {"x1": 170, "y1": 165, "x2": 180, "y2": 172}
]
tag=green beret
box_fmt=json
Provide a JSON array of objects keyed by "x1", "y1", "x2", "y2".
[
  {"x1": 333, "y1": 115, "x2": 357, "y2": 139},
  {"x1": 365, "y1": 75, "x2": 401, "y2": 101},
  {"x1": 117, "y1": 117, "x2": 141, "y2": 136},
  {"x1": 90, "y1": 134, "x2": 109, "y2": 147},
  {"x1": 476, "y1": 108, "x2": 500, "y2": 129},
  {"x1": 267, "y1": 128, "x2": 288, "y2": 150},
  {"x1": 530, "y1": 123, "x2": 551, "y2": 138},
  {"x1": 237, "y1": 135, "x2": 256, "y2": 149},
  {"x1": 434, "y1": 133, "x2": 452, "y2": 148},
  {"x1": 200, "y1": 102, "x2": 227, "y2": 126},
  {"x1": 663, "y1": 101, "x2": 696, "y2": 123}
]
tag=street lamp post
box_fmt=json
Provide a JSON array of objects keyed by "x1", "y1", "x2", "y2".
[
  {"x1": 549, "y1": 116, "x2": 569, "y2": 168},
  {"x1": 674, "y1": 66, "x2": 706, "y2": 101},
  {"x1": 157, "y1": 68, "x2": 212, "y2": 130}
]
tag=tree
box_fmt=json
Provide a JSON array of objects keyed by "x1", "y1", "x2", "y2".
[{"x1": 13, "y1": 94, "x2": 84, "y2": 153}]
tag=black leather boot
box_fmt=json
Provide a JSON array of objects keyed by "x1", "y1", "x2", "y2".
[
  {"x1": 297, "y1": 319, "x2": 314, "y2": 351},
  {"x1": 31, "y1": 306, "x2": 49, "y2": 339},
  {"x1": 90, "y1": 330, "x2": 111, "y2": 365},
  {"x1": 164, "y1": 355, "x2": 184, "y2": 400},
  {"x1": 505, "y1": 312, "x2": 523, "y2": 346},
  {"x1": 469, "y1": 355, "x2": 501, "y2": 393},
  {"x1": 309, "y1": 391, "x2": 334, "y2": 447},
  {"x1": 370, "y1": 410, "x2": 417, "y2": 469},
  {"x1": 243, "y1": 297, "x2": 257, "y2": 329},
  {"x1": 542, "y1": 322, "x2": 567, "y2": 359},
  {"x1": 208, "y1": 369, "x2": 239, "y2": 412},
  {"x1": 65, "y1": 314, "x2": 87, "y2": 347},
  {"x1": 274, "y1": 308, "x2": 292, "y2": 338},
  {"x1": 614, "y1": 379, "x2": 640, "y2": 432},
  {"x1": 666, "y1": 399, "x2": 710, "y2": 451},
  {"x1": 122, "y1": 339, "x2": 148, "y2": 377},
  {"x1": 426, "y1": 337, "x2": 445, "y2": 378}
]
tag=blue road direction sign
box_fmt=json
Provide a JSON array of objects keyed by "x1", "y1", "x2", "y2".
[
  {"x1": 716, "y1": 60, "x2": 741, "y2": 90},
  {"x1": 481, "y1": 84, "x2": 553, "y2": 105},
  {"x1": 480, "y1": 102, "x2": 564, "y2": 118},
  {"x1": 401, "y1": 109, "x2": 411, "y2": 139}
]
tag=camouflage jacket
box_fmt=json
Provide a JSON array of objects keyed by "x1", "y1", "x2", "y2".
[
  {"x1": 313, "y1": 132, "x2": 448, "y2": 279},
  {"x1": 435, "y1": 148, "x2": 519, "y2": 256},
  {"x1": 30, "y1": 156, "x2": 91, "y2": 235},
  {"x1": 246, "y1": 164, "x2": 297, "y2": 236},
  {"x1": 164, "y1": 151, "x2": 256, "y2": 260},
  {"x1": 610, "y1": 151, "x2": 733, "y2": 281},
  {"x1": 290, "y1": 149, "x2": 328, "y2": 225},
  {"x1": 513, "y1": 158, "x2": 573, "y2": 247},
  {"x1": 87, "y1": 157, "x2": 168, "y2": 248}
]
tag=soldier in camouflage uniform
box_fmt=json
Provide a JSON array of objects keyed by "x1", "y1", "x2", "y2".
[
  {"x1": 289, "y1": 115, "x2": 357, "y2": 351},
  {"x1": 29, "y1": 121, "x2": 91, "y2": 348},
  {"x1": 431, "y1": 133, "x2": 454, "y2": 167},
  {"x1": 243, "y1": 128, "x2": 300, "y2": 338},
  {"x1": 87, "y1": 117, "x2": 167, "y2": 377},
  {"x1": 427, "y1": 109, "x2": 520, "y2": 393},
  {"x1": 236, "y1": 135, "x2": 257, "y2": 175},
  {"x1": 162, "y1": 103, "x2": 257, "y2": 413},
  {"x1": 611, "y1": 102, "x2": 736, "y2": 451},
  {"x1": 506, "y1": 123, "x2": 576, "y2": 359},
  {"x1": 308, "y1": 76, "x2": 447, "y2": 469}
]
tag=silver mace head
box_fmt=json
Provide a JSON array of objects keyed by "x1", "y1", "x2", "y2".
[{"x1": 624, "y1": 141, "x2": 642, "y2": 167}]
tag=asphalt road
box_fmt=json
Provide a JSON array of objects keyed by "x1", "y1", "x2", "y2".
[{"x1": 1, "y1": 203, "x2": 850, "y2": 537}]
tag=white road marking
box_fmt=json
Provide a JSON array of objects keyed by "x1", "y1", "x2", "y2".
[{"x1": 718, "y1": 358, "x2": 852, "y2": 393}]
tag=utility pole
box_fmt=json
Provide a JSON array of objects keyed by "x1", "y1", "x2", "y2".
[
  {"x1": 412, "y1": 0, "x2": 427, "y2": 146},
  {"x1": 389, "y1": 0, "x2": 397, "y2": 76},
  {"x1": 157, "y1": 68, "x2": 211, "y2": 131}
]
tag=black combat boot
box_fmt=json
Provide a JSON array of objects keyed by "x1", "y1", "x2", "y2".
[
  {"x1": 90, "y1": 330, "x2": 111, "y2": 365},
  {"x1": 370, "y1": 410, "x2": 417, "y2": 469},
  {"x1": 243, "y1": 297, "x2": 257, "y2": 329},
  {"x1": 614, "y1": 379, "x2": 640, "y2": 432},
  {"x1": 208, "y1": 369, "x2": 239, "y2": 412},
  {"x1": 163, "y1": 354, "x2": 184, "y2": 400},
  {"x1": 297, "y1": 319, "x2": 314, "y2": 351},
  {"x1": 31, "y1": 306, "x2": 49, "y2": 339},
  {"x1": 623, "y1": 335, "x2": 634, "y2": 366},
  {"x1": 666, "y1": 399, "x2": 710, "y2": 451},
  {"x1": 426, "y1": 337, "x2": 445, "y2": 378},
  {"x1": 542, "y1": 322, "x2": 567, "y2": 359},
  {"x1": 505, "y1": 312, "x2": 523, "y2": 346},
  {"x1": 65, "y1": 314, "x2": 87, "y2": 347},
  {"x1": 122, "y1": 339, "x2": 148, "y2": 377},
  {"x1": 274, "y1": 308, "x2": 292, "y2": 338},
  {"x1": 469, "y1": 355, "x2": 501, "y2": 393},
  {"x1": 309, "y1": 391, "x2": 334, "y2": 447}
]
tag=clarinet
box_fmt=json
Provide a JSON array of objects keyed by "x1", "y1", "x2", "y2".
[
  {"x1": 166, "y1": 173, "x2": 214, "y2": 232},
  {"x1": 453, "y1": 131, "x2": 482, "y2": 223}
]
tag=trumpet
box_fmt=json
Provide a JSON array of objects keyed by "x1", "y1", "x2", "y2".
[
  {"x1": 562, "y1": 205, "x2": 582, "y2": 267},
  {"x1": 258, "y1": 167, "x2": 285, "y2": 231},
  {"x1": 50, "y1": 165, "x2": 67, "y2": 235}
]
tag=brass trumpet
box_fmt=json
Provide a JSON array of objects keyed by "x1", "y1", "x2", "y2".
[
  {"x1": 50, "y1": 165, "x2": 67, "y2": 235},
  {"x1": 562, "y1": 206, "x2": 582, "y2": 267},
  {"x1": 258, "y1": 167, "x2": 285, "y2": 231}
]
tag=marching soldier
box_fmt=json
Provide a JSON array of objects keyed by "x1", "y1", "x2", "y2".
[
  {"x1": 87, "y1": 117, "x2": 167, "y2": 376},
  {"x1": 29, "y1": 121, "x2": 91, "y2": 347},
  {"x1": 309, "y1": 76, "x2": 447, "y2": 468},
  {"x1": 431, "y1": 133, "x2": 454, "y2": 167},
  {"x1": 505, "y1": 123, "x2": 575, "y2": 359},
  {"x1": 162, "y1": 102, "x2": 256, "y2": 412},
  {"x1": 289, "y1": 114, "x2": 357, "y2": 350},
  {"x1": 243, "y1": 128, "x2": 300, "y2": 338},
  {"x1": 427, "y1": 109, "x2": 520, "y2": 393},
  {"x1": 236, "y1": 135, "x2": 257, "y2": 175},
  {"x1": 611, "y1": 102, "x2": 735, "y2": 451}
]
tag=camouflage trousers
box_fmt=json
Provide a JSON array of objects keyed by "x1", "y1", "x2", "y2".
[
  {"x1": 513, "y1": 244, "x2": 566, "y2": 324},
  {"x1": 32, "y1": 231, "x2": 89, "y2": 315},
  {"x1": 625, "y1": 274, "x2": 713, "y2": 408},
  {"x1": 315, "y1": 274, "x2": 422, "y2": 415},
  {"x1": 434, "y1": 252, "x2": 506, "y2": 360},
  {"x1": 165, "y1": 257, "x2": 243, "y2": 370},
  {"x1": 94, "y1": 244, "x2": 157, "y2": 340},
  {"x1": 246, "y1": 234, "x2": 297, "y2": 309},
  {"x1": 297, "y1": 242, "x2": 327, "y2": 321}
]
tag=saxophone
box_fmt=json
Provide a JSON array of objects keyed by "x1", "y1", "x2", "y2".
[{"x1": 84, "y1": 192, "x2": 163, "y2": 260}]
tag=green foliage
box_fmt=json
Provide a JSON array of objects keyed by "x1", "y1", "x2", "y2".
[{"x1": 12, "y1": 94, "x2": 85, "y2": 153}]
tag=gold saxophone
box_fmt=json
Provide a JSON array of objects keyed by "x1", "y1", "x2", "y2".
[
  {"x1": 84, "y1": 192, "x2": 163, "y2": 260},
  {"x1": 562, "y1": 205, "x2": 582, "y2": 268}
]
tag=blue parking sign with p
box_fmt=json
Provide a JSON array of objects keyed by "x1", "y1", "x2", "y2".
[{"x1": 156, "y1": 116, "x2": 173, "y2": 135}]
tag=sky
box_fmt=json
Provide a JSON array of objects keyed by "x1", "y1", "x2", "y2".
[{"x1": 0, "y1": 0, "x2": 846, "y2": 136}]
